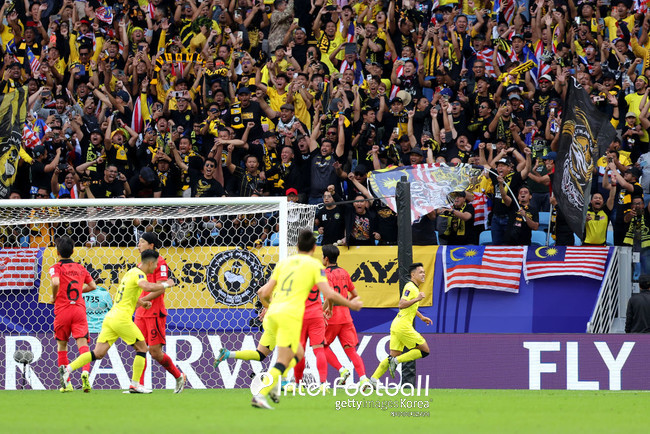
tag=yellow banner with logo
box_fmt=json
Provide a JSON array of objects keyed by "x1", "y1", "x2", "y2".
[{"x1": 38, "y1": 246, "x2": 437, "y2": 309}]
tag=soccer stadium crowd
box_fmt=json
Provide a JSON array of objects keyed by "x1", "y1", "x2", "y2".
[{"x1": 0, "y1": 0, "x2": 649, "y2": 252}]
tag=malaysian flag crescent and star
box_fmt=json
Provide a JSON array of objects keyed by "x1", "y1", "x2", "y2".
[
  {"x1": 443, "y1": 246, "x2": 525, "y2": 294},
  {"x1": 524, "y1": 246, "x2": 610, "y2": 281}
]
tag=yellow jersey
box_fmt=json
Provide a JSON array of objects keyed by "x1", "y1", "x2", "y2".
[
  {"x1": 266, "y1": 254, "x2": 327, "y2": 320},
  {"x1": 107, "y1": 267, "x2": 147, "y2": 321},
  {"x1": 392, "y1": 281, "x2": 420, "y2": 328}
]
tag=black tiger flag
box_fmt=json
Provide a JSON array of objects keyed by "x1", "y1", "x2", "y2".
[
  {"x1": 0, "y1": 86, "x2": 28, "y2": 198},
  {"x1": 553, "y1": 79, "x2": 616, "y2": 240}
]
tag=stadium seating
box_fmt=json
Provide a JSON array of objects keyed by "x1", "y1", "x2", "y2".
[
  {"x1": 538, "y1": 212, "x2": 551, "y2": 232},
  {"x1": 531, "y1": 230, "x2": 555, "y2": 246},
  {"x1": 479, "y1": 230, "x2": 493, "y2": 245}
]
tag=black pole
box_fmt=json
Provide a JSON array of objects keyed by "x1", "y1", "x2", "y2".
[{"x1": 396, "y1": 176, "x2": 415, "y2": 386}]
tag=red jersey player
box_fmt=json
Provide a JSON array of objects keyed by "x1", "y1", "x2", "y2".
[
  {"x1": 49, "y1": 236, "x2": 96, "y2": 392},
  {"x1": 292, "y1": 270, "x2": 329, "y2": 389},
  {"x1": 321, "y1": 244, "x2": 368, "y2": 388},
  {"x1": 133, "y1": 232, "x2": 187, "y2": 393}
]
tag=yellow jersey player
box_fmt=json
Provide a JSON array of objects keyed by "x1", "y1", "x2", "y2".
[
  {"x1": 370, "y1": 262, "x2": 432, "y2": 388},
  {"x1": 251, "y1": 229, "x2": 363, "y2": 410},
  {"x1": 62, "y1": 250, "x2": 175, "y2": 394}
]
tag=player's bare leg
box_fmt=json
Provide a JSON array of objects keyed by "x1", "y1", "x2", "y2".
[
  {"x1": 75, "y1": 337, "x2": 92, "y2": 392},
  {"x1": 148, "y1": 343, "x2": 186, "y2": 393}
]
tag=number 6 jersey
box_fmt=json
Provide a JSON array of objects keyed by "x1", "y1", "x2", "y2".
[{"x1": 49, "y1": 259, "x2": 93, "y2": 316}]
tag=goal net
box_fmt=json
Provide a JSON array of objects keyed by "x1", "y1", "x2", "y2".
[{"x1": 0, "y1": 197, "x2": 317, "y2": 391}]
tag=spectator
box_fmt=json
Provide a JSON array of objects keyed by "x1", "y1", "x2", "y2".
[
  {"x1": 506, "y1": 186, "x2": 539, "y2": 246},
  {"x1": 314, "y1": 187, "x2": 345, "y2": 246},
  {"x1": 625, "y1": 275, "x2": 650, "y2": 333},
  {"x1": 440, "y1": 192, "x2": 475, "y2": 245}
]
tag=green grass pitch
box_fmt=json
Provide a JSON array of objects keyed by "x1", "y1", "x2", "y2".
[{"x1": 1, "y1": 389, "x2": 649, "y2": 433}]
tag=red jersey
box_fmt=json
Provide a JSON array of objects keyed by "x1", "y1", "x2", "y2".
[
  {"x1": 326, "y1": 265, "x2": 354, "y2": 325},
  {"x1": 303, "y1": 284, "x2": 324, "y2": 320},
  {"x1": 135, "y1": 256, "x2": 169, "y2": 319},
  {"x1": 49, "y1": 259, "x2": 93, "y2": 316}
]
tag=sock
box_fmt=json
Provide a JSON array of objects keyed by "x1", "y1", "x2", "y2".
[
  {"x1": 371, "y1": 358, "x2": 389, "y2": 380},
  {"x1": 344, "y1": 347, "x2": 366, "y2": 377},
  {"x1": 132, "y1": 352, "x2": 146, "y2": 384},
  {"x1": 396, "y1": 349, "x2": 423, "y2": 364},
  {"x1": 261, "y1": 364, "x2": 285, "y2": 397},
  {"x1": 233, "y1": 350, "x2": 261, "y2": 361},
  {"x1": 79, "y1": 345, "x2": 91, "y2": 373},
  {"x1": 69, "y1": 351, "x2": 93, "y2": 372},
  {"x1": 57, "y1": 350, "x2": 68, "y2": 367},
  {"x1": 313, "y1": 347, "x2": 328, "y2": 384},
  {"x1": 325, "y1": 347, "x2": 342, "y2": 370},
  {"x1": 139, "y1": 358, "x2": 147, "y2": 385},
  {"x1": 282, "y1": 357, "x2": 298, "y2": 380},
  {"x1": 294, "y1": 358, "x2": 306, "y2": 383},
  {"x1": 160, "y1": 354, "x2": 182, "y2": 378}
]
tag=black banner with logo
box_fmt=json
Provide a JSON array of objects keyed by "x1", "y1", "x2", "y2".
[
  {"x1": 0, "y1": 86, "x2": 28, "y2": 198},
  {"x1": 553, "y1": 80, "x2": 616, "y2": 240}
]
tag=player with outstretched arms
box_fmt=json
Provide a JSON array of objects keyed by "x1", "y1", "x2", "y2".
[
  {"x1": 250, "y1": 229, "x2": 363, "y2": 410},
  {"x1": 134, "y1": 232, "x2": 187, "y2": 393},
  {"x1": 63, "y1": 250, "x2": 174, "y2": 394},
  {"x1": 320, "y1": 244, "x2": 369, "y2": 389},
  {"x1": 50, "y1": 236, "x2": 97, "y2": 392},
  {"x1": 370, "y1": 262, "x2": 433, "y2": 388}
]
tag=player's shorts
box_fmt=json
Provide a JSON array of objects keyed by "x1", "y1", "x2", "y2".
[
  {"x1": 134, "y1": 315, "x2": 167, "y2": 346},
  {"x1": 389, "y1": 325, "x2": 425, "y2": 352},
  {"x1": 325, "y1": 322, "x2": 359, "y2": 348},
  {"x1": 261, "y1": 312, "x2": 300, "y2": 353},
  {"x1": 54, "y1": 309, "x2": 89, "y2": 341},
  {"x1": 300, "y1": 316, "x2": 326, "y2": 347},
  {"x1": 97, "y1": 316, "x2": 145, "y2": 346},
  {"x1": 259, "y1": 325, "x2": 276, "y2": 351}
]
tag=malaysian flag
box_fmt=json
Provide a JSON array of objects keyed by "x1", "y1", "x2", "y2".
[
  {"x1": 494, "y1": 0, "x2": 516, "y2": 24},
  {"x1": 475, "y1": 48, "x2": 495, "y2": 77},
  {"x1": 443, "y1": 246, "x2": 525, "y2": 293},
  {"x1": 523, "y1": 246, "x2": 610, "y2": 281},
  {"x1": 26, "y1": 47, "x2": 40, "y2": 75},
  {"x1": 0, "y1": 248, "x2": 42, "y2": 290},
  {"x1": 22, "y1": 123, "x2": 41, "y2": 149},
  {"x1": 471, "y1": 191, "x2": 490, "y2": 229},
  {"x1": 532, "y1": 40, "x2": 552, "y2": 83}
]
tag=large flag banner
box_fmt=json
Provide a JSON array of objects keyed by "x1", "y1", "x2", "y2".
[
  {"x1": 524, "y1": 246, "x2": 610, "y2": 281},
  {"x1": 0, "y1": 248, "x2": 42, "y2": 290},
  {"x1": 0, "y1": 86, "x2": 28, "y2": 198},
  {"x1": 368, "y1": 163, "x2": 483, "y2": 223},
  {"x1": 443, "y1": 246, "x2": 525, "y2": 293},
  {"x1": 554, "y1": 80, "x2": 616, "y2": 240}
]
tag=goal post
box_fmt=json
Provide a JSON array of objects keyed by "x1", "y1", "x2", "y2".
[{"x1": 0, "y1": 197, "x2": 317, "y2": 390}]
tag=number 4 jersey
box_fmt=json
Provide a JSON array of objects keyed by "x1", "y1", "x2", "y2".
[
  {"x1": 49, "y1": 259, "x2": 93, "y2": 316},
  {"x1": 267, "y1": 254, "x2": 327, "y2": 321}
]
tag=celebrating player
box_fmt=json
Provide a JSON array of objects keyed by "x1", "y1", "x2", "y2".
[
  {"x1": 251, "y1": 229, "x2": 363, "y2": 409},
  {"x1": 320, "y1": 244, "x2": 369, "y2": 387},
  {"x1": 369, "y1": 262, "x2": 432, "y2": 387},
  {"x1": 62, "y1": 250, "x2": 174, "y2": 394},
  {"x1": 50, "y1": 236, "x2": 97, "y2": 392},
  {"x1": 134, "y1": 232, "x2": 187, "y2": 393}
]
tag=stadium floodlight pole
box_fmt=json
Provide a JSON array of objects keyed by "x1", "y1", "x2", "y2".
[{"x1": 396, "y1": 176, "x2": 416, "y2": 386}]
